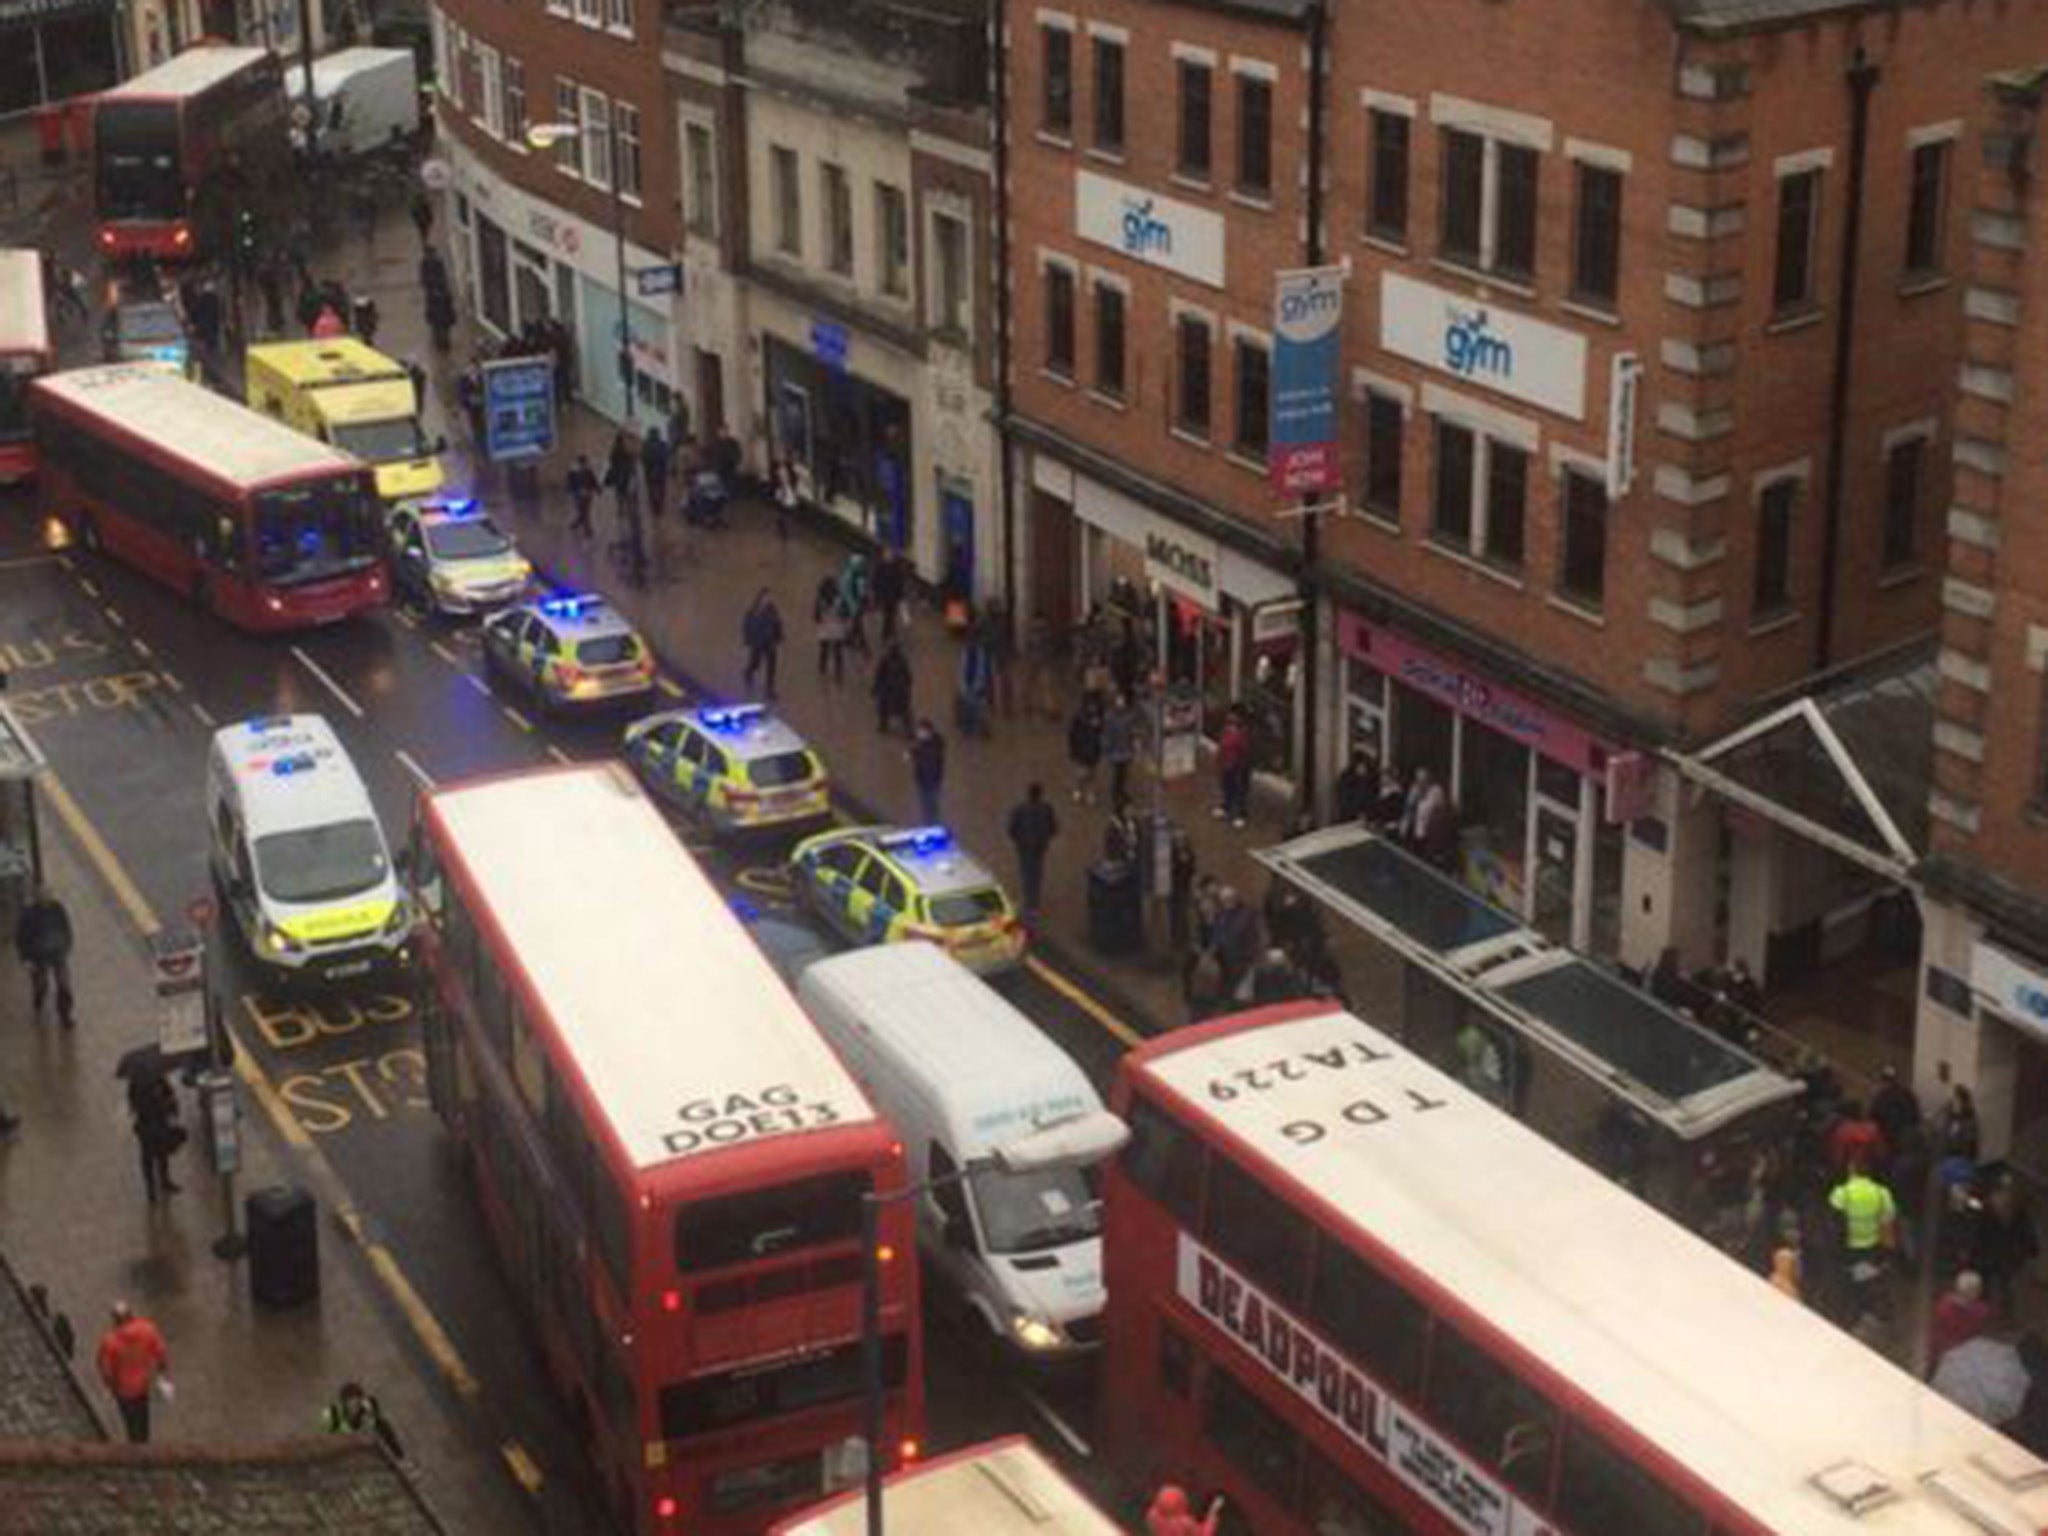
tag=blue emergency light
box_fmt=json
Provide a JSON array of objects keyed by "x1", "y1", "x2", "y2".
[
  {"x1": 272, "y1": 752, "x2": 318, "y2": 777},
  {"x1": 699, "y1": 704, "x2": 767, "y2": 733},
  {"x1": 244, "y1": 715, "x2": 289, "y2": 733},
  {"x1": 435, "y1": 497, "x2": 480, "y2": 519},
  {"x1": 539, "y1": 594, "x2": 601, "y2": 620},
  {"x1": 882, "y1": 826, "x2": 953, "y2": 855}
]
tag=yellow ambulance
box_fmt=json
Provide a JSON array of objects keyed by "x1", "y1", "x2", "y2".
[{"x1": 245, "y1": 337, "x2": 446, "y2": 504}]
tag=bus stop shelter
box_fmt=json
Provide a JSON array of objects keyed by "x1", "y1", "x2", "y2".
[{"x1": 0, "y1": 698, "x2": 45, "y2": 908}]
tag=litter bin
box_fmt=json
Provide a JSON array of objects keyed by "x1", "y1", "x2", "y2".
[
  {"x1": 1087, "y1": 858, "x2": 1144, "y2": 956},
  {"x1": 246, "y1": 1185, "x2": 320, "y2": 1309}
]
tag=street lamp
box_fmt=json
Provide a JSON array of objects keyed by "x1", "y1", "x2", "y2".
[
  {"x1": 856, "y1": 1110, "x2": 1129, "y2": 1535},
  {"x1": 526, "y1": 118, "x2": 635, "y2": 420}
]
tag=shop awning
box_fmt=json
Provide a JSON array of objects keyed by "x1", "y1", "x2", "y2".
[
  {"x1": 1254, "y1": 827, "x2": 1801, "y2": 1137},
  {"x1": 1666, "y1": 641, "x2": 1936, "y2": 882}
]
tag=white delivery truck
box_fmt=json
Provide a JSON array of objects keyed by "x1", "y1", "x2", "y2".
[
  {"x1": 798, "y1": 943, "x2": 1126, "y2": 1361},
  {"x1": 298, "y1": 47, "x2": 419, "y2": 158}
]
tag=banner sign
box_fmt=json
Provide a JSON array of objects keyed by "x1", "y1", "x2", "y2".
[
  {"x1": 1075, "y1": 169, "x2": 1226, "y2": 288},
  {"x1": 481, "y1": 356, "x2": 557, "y2": 463},
  {"x1": 1606, "y1": 352, "x2": 1642, "y2": 500},
  {"x1": 1271, "y1": 265, "x2": 1345, "y2": 495},
  {"x1": 1379, "y1": 272, "x2": 1588, "y2": 420}
]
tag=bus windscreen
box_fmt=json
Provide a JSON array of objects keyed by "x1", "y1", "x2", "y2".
[
  {"x1": 674, "y1": 1171, "x2": 869, "y2": 1271},
  {"x1": 254, "y1": 475, "x2": 380, "y2": 585},
  {"x1": 95, "y1": 102, "x2": 183, "y2": 221},
  {"x1": 0, "y1": 359, "x2": 34, "y2": 442}
]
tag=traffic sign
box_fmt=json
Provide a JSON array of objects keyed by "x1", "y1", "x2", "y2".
[
  {"x1": 634, "y1": 263, "x2": 682, "y2": 299},
  {"x1": 420, "y1": 157, "x2": 452, "y2": 192}
]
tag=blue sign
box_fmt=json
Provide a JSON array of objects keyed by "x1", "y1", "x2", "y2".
[
  {"x1": 635, "y1": 264, "x2": 683, "y2": 299},
  {"x1": 481, "y1": 356, "x2": 557, "y2": 463},
  {"x1": 1270, "y1": 265, "x2": 1345, "y2": 495},
  {"x1": 810, "y1": 319, "x2": 849, "y2": 375}
]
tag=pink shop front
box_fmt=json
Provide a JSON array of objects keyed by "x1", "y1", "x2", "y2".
[{"x1": 1340, "y1": 612, "x2": 1627, "y2": 958}]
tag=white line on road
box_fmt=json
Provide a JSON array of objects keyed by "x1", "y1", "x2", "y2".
[
  {"x1": 464, "y1": 674, "x2": 492, "y2": 698},
  {"x1": 189, "y1": 699, "x2": 217, "y2": 728},
  {"x1": 1019, "y1": 1388, "x2": 1092, "y2": 1458},
  {"x1": 395, "y1": 748, "x2": 437, "y2": 789},
  {"x1": 501, "y1": 705, "x2": 534, "y2": 733},
  {"x1": 394, "y1": 609, "x2": 418, "y2": 629},
  {"x1": 129, "y1": 636, "x2": 153, "y2": 658},
  {"x1": 430, "y1": 640, "x2": 463, "y2": 668},
  {"x1": 545, "y1": 744, "x2": 573, "y2": 765},
  {"x1": 102, "y1": 606, "x2": 126, "y2": 629},
  {"x1": 157, "y1": 669, "x2": 184, "y2": 694},
  {"x1": 290, "y1": 645, "x2": 366, "y2": 720},
  {"x1": 76, "y1": 574, "x2": 98, "y2": 595}
]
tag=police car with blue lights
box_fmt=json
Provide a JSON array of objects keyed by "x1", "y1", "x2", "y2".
[
  {"x1": 481, "y1": 593, "x2": 656, "y2": 713},
  {"x1": 788, "y1": 824, "x2": 1027, "y2": 975},
  {"x1": 622, "y1": 703, "x2": 833, "y2": 835},
  {"x1": 386, "y1": 498, "x2": 532, "y2": 616}
]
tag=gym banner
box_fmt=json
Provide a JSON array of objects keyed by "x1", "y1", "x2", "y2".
[{"x1": 1271, "y1": 264, "x2": 1345, "y2": 496}]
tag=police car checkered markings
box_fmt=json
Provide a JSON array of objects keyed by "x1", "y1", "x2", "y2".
[
  {"x1": 1135, "y1": 1009, "x2": 2048, "y2": 1536},
  {"x1": 427, "y1": 764, "x2": 875, "y2": 1168}
]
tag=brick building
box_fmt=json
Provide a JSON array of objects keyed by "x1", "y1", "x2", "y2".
[
  {"x1": 1002, "y1": 0, "x2": 2048, "y2": 972},
  {"x1": 430, "y1": 0, "x2": 681, "y2": 423}
]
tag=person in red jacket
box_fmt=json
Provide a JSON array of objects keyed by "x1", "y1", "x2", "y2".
[
  {"x1": 1828, "y1": 1101, "x2": 1889, "y2": 1176},
  {"x1": 96, "y1": 1301, "x2": 171, "y2": 1444},
  {"x1": 1214, "y1": 708, "x2": 1253, "y2": 829},
  {"x1": 1147, "y1": 1484, "x2": 1224, "y2": 1536},
  {"x1": 1927, "y1": 1269, "x2": 1994, "y2": 1374}
]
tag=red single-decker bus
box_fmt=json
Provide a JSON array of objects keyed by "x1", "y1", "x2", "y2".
[{"x1": 0, "y1": 250, "x2": 52, "y2": 485}]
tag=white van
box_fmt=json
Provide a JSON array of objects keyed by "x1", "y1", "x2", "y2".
[
  {"x1": 797, "y1": 943, "x2": 1124, "y2": 1360},
  {"x1": 206, "y1": 714, "x2": 411, "y2": 982}
]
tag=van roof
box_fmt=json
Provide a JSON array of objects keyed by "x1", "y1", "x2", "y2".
[
  {"x1": 248, "y1": 338, "x2": 407, "y2": 389},
  {"x1": 212, "y1": 714, "x2": 376, "y2": 838},
  {"x1": 799, "y1": 944, "x2": 1099, "y2": 1156}
]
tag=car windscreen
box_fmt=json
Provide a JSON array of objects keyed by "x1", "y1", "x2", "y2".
[
  {"x1": 424, "y1": 518, "x2": 512, "y2": 560},
  {"x1": 744, "y1": 750, "x2": 815, "y2": 788},
  {"x1": 970, "y1": 1163, "x2": 1101, "y2": 1255},
  {"x1": 254, "y1": 474, "x2": 380, "y2": 585},
  {"x1": 332, "y1": 417, "x2": 428, "y2": 464},
  {"x1": 95, "y1": 102, "x2": 183, "y2": 221},
  {"x1": 924, "y1": 886, "x2": 1007, "y2": 926},
  {"x1": 115, "y1": 304, "x2": 184, "y2": 344},
  {"x1": 254, "y1": 818, "x2": 388, "y2": 905},
  {"x1": 576, "y1": 634, "x2": 640, "y2": 666}
]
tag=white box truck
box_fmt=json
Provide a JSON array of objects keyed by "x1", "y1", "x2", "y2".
[{"x1": 298, "y1": 47, "x2": 419, "y2": 158}]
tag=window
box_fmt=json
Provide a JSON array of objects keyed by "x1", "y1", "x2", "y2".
[
  {"x1": 1303, "y1": 1448, "x2": 1406, "y2": 1536},
  {"x1": 876, "y1": 183, "x2": 908, "y2": 296},
  {"x1": 603, "y1": 0, "x2": 631, "y2": 31},
  {"x1": 614, "y1": 102, "x2": 642, "y2": 201},
  {"x1": 1159, "y1": 1324, "x2": 1193, "y2": 1399},
  {"x1": 1433, "y1": 419, "x2": 1475, "y2": 546},
  {"x1": 1236, "y1": 73, "x2": 1273, "y2": 198},
  {"x1": 1431, "y1": 418, "x2": 1528, "y2": 569},
  {"x1": 1121, "y1": 1098, "x2": 1203, "y2": 1228},
  {"x1": 1203, "y1": 1155, "x2": 1309, "y2": 1304},
  {"x1": 502, "y1": 58, "x2": 526, "y2": 144},
  {"x1": 1362, "y1": 390, "x2": 1403, "y2": 518},
  {"x1": 1441, "y1": 128, "x2": 1537, "y2": 280},
  {"x1": 1555, "y1": 1425, "x2": 1705, "y2": 1536},
  {"x1": 1905, "y1": 139, "x2": 1949, "y2": 276},
  {"x1": 1233, "y1": 335, "x2": 1270, "y2": 461},
  {"x1": 553, "y1": 81, "x2": 579, "y2": 175},
  {"x1": 1308, "y1": 1238, "x2": 1426, "y2": 1397},
  {"x1": 578, "y1": 88, "x2": 612, "y2": 190},
  {"x1": 1177, "y1": 59, "x2": 1211, "y2": 180},
  {"x1": 1093, "y1": 280, "x2": 1126, "y2": 398},
  {"x1": 1572, "y1": 162, "x2": 1623, "y2": 308},
  {"x1": 477, "y1": 44, "x2": 501, "y2": 136},
  {"x1": 1424, "y1": 1326, "x2": 1558, "y2": 1503},
  {"x1": 1041, "y1": 24, "x2": 1073, "y2": 137},
  {"x1": 1044, "y1": 263, "x2": 1076, "y2": 377},
  {"x1": 1174, "y1": 313, "x2": 1212, "y2": 437},
  {"x1": 1202, "y1": 1366, "x2": 1301, "y2": 1508},
  {"x1": 1092, "y1": 35, "x2": 1124, "y2": 154},
  {"x1": 674, "y1": 1171, "x2": 870, "y2": 1271},
  {"x1": 1773, "y1": 168, "x2": 1821, "y2": 312},
  {"x1": 1882, "y1": 436, "x2": 1924, "y2": 569},
  {"x1": 1558, "y1": 469, "x2": 1608, "y2": 608},
  {"x1": 1495, "y1": 142, "x2": 1537, "y2": 279},
  {"x1": 684, "y1": 120, "x2": 717, "y2": 237},
  {"x1": 822, "y1": 163, "x2": 853, "y2": 275},
  {"x1": 1485, "y1": 442, "x2": 1528, "y2": 568},
  {"x1": 1368, "y1": 109, "x2": 1409, "y2": 241},
  {"x1": 933, "y1": 212, "x2": 968, "y2": 337},
  {"x1": 771, "y1": 145, "x2": 800, "y2": 257},
  {"x1": 1441, "y1": 128, "x2": 1484, "y2": 265},
  {"x1": 1754, "y1": 478, "x2": 1797, "y2": 615},
  {"x1": 573, "y1": 0, "x2": 598, "y2": 27}
]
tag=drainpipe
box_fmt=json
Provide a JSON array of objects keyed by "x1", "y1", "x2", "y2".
[
  {"x1": 1296, "y1": 0, "x2": 1329, "y2": 812},
  {"x1": 989, "y1": 0, "x2": 1019, "y2": 639},
  {"x1": 1814, "y1": 47, "x2": 1878, "y2": 674}
]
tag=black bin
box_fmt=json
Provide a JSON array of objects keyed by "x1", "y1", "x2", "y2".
[
  {"x1": 246, "y1": 1185, "x2": 320, "y2": 1309},
  {"x1": 1087, "y1": 859, "x2": 1144, "y2": 956}
]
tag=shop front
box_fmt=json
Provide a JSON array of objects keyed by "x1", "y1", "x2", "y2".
[
  {"x1": 1340, "y1": 610, "x2": 1624, "y2": 955},
  {"x1": 0, "y1": 0, "x2": 119, "y2": 118},
  {"x1": 765, "y1": 328, "x2": 914, "y2": 553}
]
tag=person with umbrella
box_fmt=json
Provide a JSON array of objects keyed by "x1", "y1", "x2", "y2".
[
  {"x1": 127, "y1": 1065, "x2": 183, "y2": 1204},
  {"x1": 1934, "y1": 1332, "x2": 2032, "y2": 1428}
]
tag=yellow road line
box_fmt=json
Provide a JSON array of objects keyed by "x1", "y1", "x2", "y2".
[
  {"x1": 38, "y1": 769, "x2": 161, "y2": 936},
  {"x1": 1026, "y1": 955, "x2": 1144, "y2": 1048},
  {"x1": 657, "y1": 676, "x2": 684, "y2": 699},
  {"x1": 343, "y1": 1213, "x2": 483, "y2": 1400},
  {"x1": 232, "y1": 1040, "x2": 313, "y2": 1152},
  {"x1": 501, "y1": 1442, "x2": 545, "y2": 1494}
]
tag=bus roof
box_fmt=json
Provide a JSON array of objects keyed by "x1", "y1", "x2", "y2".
[
  {"x1": 1129, "y1": 1006, "x2": 2048, "y2": 1536},
  {"x1": 101, "y1": 44, "x2": 272, "y2": 102},
  {"x1": 425, "y1": 764, "x2": 877, "y2": 1173},
  {"x1": 0, "y1": 250, "x2": 50, "y2": 360},
  {"x1": 34, "y1": 364, "x2": 358, "y2": 487},
  {"x1": 767, "y1": 1438, "x2": 1122, "y2": 1535}
]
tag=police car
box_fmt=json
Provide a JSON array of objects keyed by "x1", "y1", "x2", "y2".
[
  {"x1": 788, "y1": 824, "x2": 1026, "y2": 975},
  {"x1": 622, "y1": 703, "x2": 832, "y2": 835},
  {"x1": 387, "y1": 499, "x2": 532, "y2": 616},
  {"x1": 480, "y1": 593, "x2": 656, "y2": 713}
]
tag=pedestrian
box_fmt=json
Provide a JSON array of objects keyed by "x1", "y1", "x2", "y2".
[
  {"x1": 566, "y1": 454, "x2": 599, "y2": 536},
  {"x1": 409, "y1": 188, "x2": 434, "y2": 246},
  {"x1": 872, "y1": 642, "x2": 914, "y2": 736},
  {"x1": 297, "y1": 279, "x2": 325, "y2": 333},
  {"x1": 1214, "y1": 708, "x2": 1252, "y2": 828},
  {"x1": 983, "y1": 599, "x2": 1016, "y2": 718},
  {"x1": 1250, "y1": 946, "x2": 1306, "y2": 1003},
  {"x1": 258, "y1": 257, "x2": 286, "y2": 335},
  {"x1": 814, "y1": 575, "x2": 848, "y2": 684},
  {"x1": 873, "y1": 548, "x2": 907, "y2": 646},
  {"x1": 424, "y1": 280, "x2": 456, "y2": 354},
  {"x1": 1929, "y1": 1270, "x2": 1994, "y2": 1369},
  {"x1": 1168, "y1": 829, "x2": 1197, "y2": 951},
  {"x1": 1102, "y1": 690, "x2": 1142, "y2": 805},
  {"x1": 1829, "y1": 1159, "x2": 1899, "y2": 1326},
  {"x1": 1970, "y1": 1172, "x2": 2040, "y2": 1317},
  {"x1": 841, "y1": 553, "x2": 873, "y2": 658},
  {"x1": 1103, "y1": 793, "x2": 1141, "y2": 868},
  {"x1": 1212, "y1": 885, "x2": 1261, "y2": 1001},
  {"x1": 1146, "y1": 1483, "x2": 1223, "y2": 1536},
  {"x1": 352, "y1": 293, "x2": 380, "y2": 346},
  {"x1": 322, "y1": 1380, "x2": 404, "y2": 1460},
  {"x1": 714, "y1": 424, "x2": 743, "y2": 496},
  {"x1": 96, "y1": 1302, "x2": 170, "y2": 1445},
  {"x1": 1940, "y1": 1083, "x2": 1982, "y2": 1162},
  {"x1": 311, "y1": 302, "x2": 346, "y2": 338},
  {"x1": 909, "y1": 719, "x2": 946, "y2": 824},
  {"x1": 1333, "y1": 749, "x2": 1377, "y2": 824},
  {"x1": 605, "y1": 431, "x2": 640, "y2": 523},
  {"x1": 1007, "y1": 782, "x2": 1059, "y2": 918},
  {"x1": 957, "y1": 629, "x2": 994, "y2": 738},
  {"x1": 14, "y1": 883, "x2": 74, "y2": 1028},
  {"x1": 1768, "y1": 1215, "x2": 1804, "y2": 1302},
  {"x1": 641, "y1": 424, "x2": 672, "y2": 520},
  {"x1": 742, "y1": 589, "x2": 785, "y2": 700},
  {"x1": 1828, "y1": 1100, "x2": 1889, "y2": 1177},
  {"x1": 1067, "y1": 693, "x2": 1104, "y2": 804},
  {"x1": 1370, "y1": 765, "x2": 1407, "y2": 831},
  {"x1": 129, "y1": 1071, "x2": 183, "y2": 1204},
  {"x1": 1409, "y1": 768, "x2": 1458, "y2": 871}
]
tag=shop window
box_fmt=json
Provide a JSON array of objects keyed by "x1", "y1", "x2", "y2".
[
  {"x1": 876, "y1": 183, "x2": 908, "y2": 297},
  {"x1": 1461, "y1": 721, "x2": 1530, "y2": 908},
  {"x1": 1093, "y1": 280, "x2": 1126, "y2": 399},
  {"x1": 771, "y1": 145, "x2": 801, "y2": 257},
  {"x1": 1233, "y1": 335, "x2": 1270, "y2": 461},
  {"x1": 1571, "y1": 162, "x2": 1622, "y2": 310},
  {"x1": 1554, "y1": 1423, "x2": 1705, "y2": 1536},
  {"x1": 1121, "y1": 1097, "x2": 1204, "y2": 1228},
  {"x1": 1092, "y1": 34, "x2": 1125, "y2": 154},
  {"x1": 1441, "y1": 127, "x2": 1536, "y2": 280},
  {"x1": 615, "y1": 103, "x2": 642, "y2": 201},
  {"x1": 1772, "y1": 167, "x2": 1821, "y2": 314},
  {"x1": 1041, "y1": 24, "x2": 1073, "y2": 138},
  {"x1": 552, "y1": 81, "x2": 579, "y2": 176},
  {"x1": 1753, "y1": 478, "x2": 1797, "y2": 617},
  {"x1": 685, "y1": 121, "x2": 718, "y2": 237},
  {"x1": 1175, "y1": 312, "x2": 1212, "y2": 438},
  {"x1": 1905, "y1": 139, "x2": 1949, "y2": 277},
  {"x1": 1236, "y1": 71, "x2": 1273, "y2": 199},
  {"x1": 822, "y1": 163, "x2": 853, "y2": 275},
  {"x1": 1307, "y1": 1237, "x2": 1426, "y2": 1396},
  {"x1": 1044, "y1": 263, "x2": 1076, "y2": 378},
  {"x1": 1423, "y1": 1325, "x2": 1559, "y2": 1504},
  {"x1": 1882, "y1": 435, "x2": 1924, "y2": 570},
  {"x1": 1177, "y1": 59, "x2": 1212, "y2": 180},
  {"x1": 1432, "y1": 419, "x2": 1475, "y2": 547},
  {"x1": 1202, "y1": 1365, "x2": 1302, "y2": 1509},
  {"x1": 1361, "y1": 390, "x2": 1403, "y2": 521},
  {"x1": 1368, "y1": 109, "x2": 1409, "y2": 242},
  {"x1": 1203, "y1": 1155, "x2": 1309, "y2": 1306},
  {"x1": 932, "y1": 213, "x2": 969, "y2": 339},
  {"x1": 1558, "y1": 469, "x2": 1608, "y2": 609}
]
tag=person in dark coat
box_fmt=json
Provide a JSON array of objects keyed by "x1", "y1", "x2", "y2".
[
  {"x1": 1168, "y1": 830, "x2": 1198, "y2": 951},
  {"x1": 1067, "y1": 695, "x2": 1104, "y2": 804},
  {"x1": 1007, "y1": 783, "x2": 1059, "y2": 918},
  {"x1": 873, "y1": 549, "x2": 908, "y2": 646},
  {"x1": 14, "y1": 885, "x2": 75, "y2": 1027},
  {"x1": 605, "y1": 432, "x2": 640, "y2": 522},
  {"x1": 909, "y1": 720, "x2": 946, "y2": 824},
  {"x1": 872, "y1": 643, "x2": 913, "y2": 736},
  {"x1": 128, "y1": 1073, "x2": 182, "y2": 1204},
  {"x1": 641, "y1": 425, "x2": 672, "y2": 519},
  {"x1": 424, "y1": 281, "x2": 456, "y2": 354},
  {"x1": 1212, "y1": 886, "x2": 1261, "y2": 1001},
  {"x1": 1333, "y1": 750, "x2": 1378, "y2": 825},
  {"x1": 1970, "y1": 1173, "x2": 2040, "y2": 1317},
  {"x1": 566, "y1": 454, "x2": 599, "y2": 536},
  {"x1": 1871, "y1": 1066, "x2": 1923, "y2": 1163},
  {"x1": 741, "y1": 589, "x2": 784, "y2": 700}
]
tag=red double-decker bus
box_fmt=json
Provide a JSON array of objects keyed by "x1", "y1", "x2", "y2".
[
  {"x1": 32, "y1": 364, "x2": 387, "y2": 631},
  {"x1": 1103, "y1": 999, "x2": 2048, "y2": 1536},
  {"x1": 410, "y1": 762, "x2": 925, "y2": 1536},
  {"x1": 91, "y1": 43, "x2": 287, "y2": 263},
  {"x1": 0, "y1": 250, "x2": 51, "y2": 486}
]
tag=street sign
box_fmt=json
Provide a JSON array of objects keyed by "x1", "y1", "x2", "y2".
[
  {"x1": 810, "y1": 318, "x2": 849, "y2": 375},
  {"x1": 420, "y1": 157, "x2": 452, "y2": 192},
  {"x1": 481, "y1": 356, "x2": 558, "y2": 463},
  {"x1": 635, "y1": 263, "x2": 682, "y2": 299}
]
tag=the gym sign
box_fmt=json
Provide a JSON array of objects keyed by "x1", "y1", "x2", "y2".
[
  {"x1": 1075, "y1": 169, "x2": 1226, "y2": 288},
  {"x1": 1145, "y1": 528, "x2": 1219, "y2": 609},
  {"x1": 1380, "y1": 272, "x2": 1588, "y2": 421},
  {"x1": 1973, "y1": 941, "x2": 2048, "y2": 1043}
]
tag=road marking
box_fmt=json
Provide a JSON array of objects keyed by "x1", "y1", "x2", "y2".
[
  {"x1": 233, "y1": 1040, "x2": 314, "y2": 1152},
  {"x1": 500, "y1": 1442, "x2": 545, "y2": 1494},
  {"x1": 291, "y1": 644, "x2": 367, "y2": 720},
  {"x1": 545, "y1": 744, "x2": 572, "y2": 765},
  {"x1": 0, "y1": 554, "x2": 58, "y2": 571},
  {"x1": 464, "y1": 674, "x2": 492, "y2": 698},
  {"x1": 430, "y1": 639, "x2": 463, "y2": 668},
  {"x1": 333, "y1": 1206, "x2": 483, "y2": 1400},
  {"x1": 129, "y1": 636, "x2": 153, "y2": 658},
  {"x1": 76, "y1": 574, "x2": 99, "y2": 595},
  {"x1": 38, "y1": 768, "x2": 161, "y2": 935},
  {"x1": 158, "y1": 669, "x2": 185, "y2": 694},
  {"x1": 395, "y1": 748, "x2": 437, "y2": 789},
  {"x1": 500, "y1": 704, "x2": 534, "y2": 732},
  {"x1": 657, "y1": 676, "x2": 684, "y2": 699},
  {"x1": 394, "y1": 609, "x2": 418, "y2": 629},
  {"x1": 1025, "y1": 956, "x2": 1143, "y2": 1049},
  {"x1": 189, "y1": 699, "x2": 217, "y2": 729},
  {"x1": 102, "y1": 606, "x2": 125, "y2": 629},
  {"x1": 1020, "y1": 1387, "x2": 1093, "y2": 1458}
]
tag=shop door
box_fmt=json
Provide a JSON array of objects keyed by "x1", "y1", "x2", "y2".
[
  {"x1": 941, "y1": 489, "x2": 974, "y2": 597},
  {"x1": 1030, "y1": 490, "x2": 1076, "y2": 635},
  {"x1": 1531, "y1": 799, "x2": 1578, "y2": 945},
  {"x1": 774, "y1": 381, "x2": 815, "y2": 495},
  {"x1": 696, "y1": 348, "x2": 724, "y2": 439},
  {"x1": 514, "y1": 263, "x2": 550, "y2": 334}
]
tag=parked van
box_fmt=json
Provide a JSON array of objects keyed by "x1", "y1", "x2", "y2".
[
  {"x1": 295, "y1": 46, "x2": 420, "y2": 159},
  {"x1": 246, "y1": 337, "x2": 444, "y2": 505},
  {"x1": 798, "y1": 943, "x2": 1124, "y2": 1359},
  {"x1": 206, "y1": 714, "x2": 412, "y2": 982}
]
